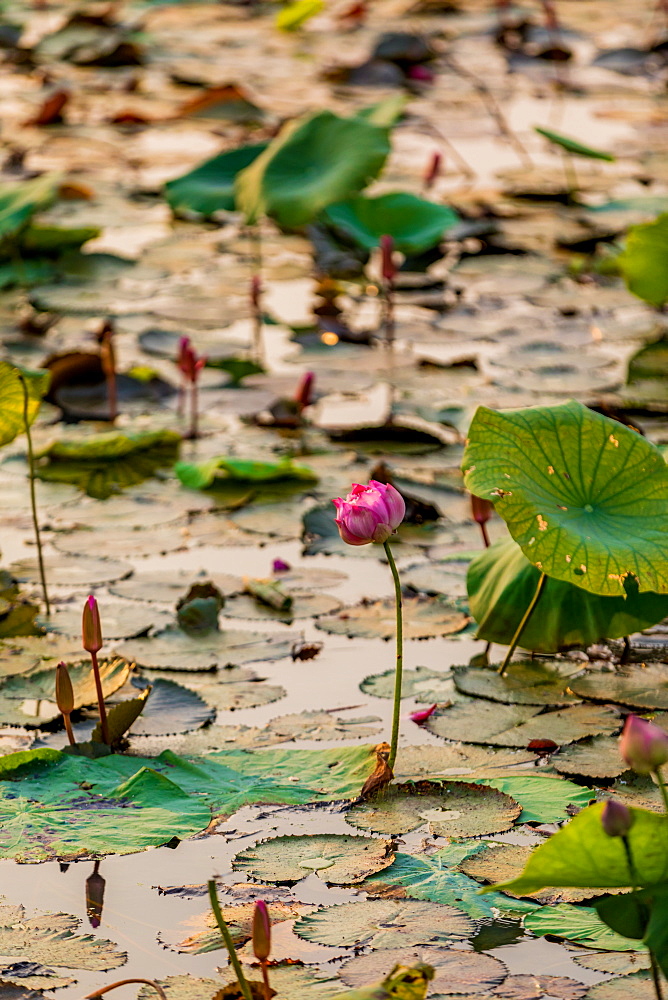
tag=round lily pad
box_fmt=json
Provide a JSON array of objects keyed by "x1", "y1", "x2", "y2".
[
  {"x1": 272, "y1": 567, "x2": 347, "y2": 591},
  {"x1": 222, "y1": 592, "x2": 342, "y2": 623},
  {"x1": 110, "y1": 571, "x2": 241, "y2": 603},
  {"x1": 0, "y1": 657, "x2": 130, "y2": 727},
  {"x1": 129, "y1": 679, "x2": 216, "y2": 736},
  {"x1": 586, "y1": 975, "x2": 656, "y2": 1000},
  {"x1": 139, "y1": 966, "x2": 341, "y2": 1000},
  {"x1": 361, "y1": 666, "x2": 455, "y2": 703},
  {"x1": 393, "y1": 745, "x2": 536, "y2": 781},
  {"x1": 345, "y1": 781, "x2": 521, "y2": 837},
  {"x1": 573, "y1": 953, "x2": 650, "y2": 975},
  {"x1": 119, "y1": 627, "x2": 294, "y2": 670},
  {"x1": 452, "y1": 661, "x2": 582, "y2": 706},
  {"x1": 232, "y1": 833, "x2": 394, "y2": 884},
  {"x1": 570, "y1": 664, "x2": 668, "y2": 710},
  {"x1": 553, "y1": 736, "x2": 628, "y2": 779},
  {"x1": 166, "y1": 901, "x2": 308, "y2": 954},
  {"x1": 52, "y1": 526, "x2": 191, "y2": 560},
  {"x1": 192, "y1": 678, "x2": 286, "y2": 711},
  {"x1": 263, "y1": 711, "x2": 382, "y2": 741},
  {"x1": 9, "y1": 555, "x2": 133, "y2": 588},
  {"x1": 317, "y1": 597, "x2": 469, "y2": 640},
  {"x1": 293, "y1": 899, "x2": 474, "y2": 949},
  {"x1": 44, "y1": 601, "x2": 168, "y2": 640},
  {"x1": 339, "y1": 946, "x2": 507, "y2": 993},
  {"x1": 403, "y1": 562, "x2": 470, "y2": 599}
]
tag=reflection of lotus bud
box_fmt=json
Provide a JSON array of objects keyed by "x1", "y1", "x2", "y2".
[
  {"x1": 620, "y1": 715, "x2": 668, "y2": 774},
  {"x1": 252, "y1": 900, "x2": 271, "y2": 961},
  {"x1": 380, "y1": 234, "x2": 395, "y2": 283},
  {"x1": 82, "y1": 595, "x2": 102, "y2": 654},
  {"x1": 55, "y1": 661, "x2": 74, "y2": 715},
  {"x1": 86, "y1": 861, "x2": 106, "y2": 929},
  {"x1": 471, "y1": 494, "x2": 493, "y2": 525},
  {"x1": 601, "y1": 799, "x2": 634, "y2": 838}
]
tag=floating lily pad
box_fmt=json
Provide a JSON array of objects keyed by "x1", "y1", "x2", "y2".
[
  {"x1": 569, "y1": 664, "x2": 668, "y2": 710},
  {"x1": 262, "y1": 711, "x2": 382, "y2": 741},
  {"x1": 294, "y1": 898, "x2": 474, "y2": 949},
  {"x1": 44, "y1": 601, "x2": 164, "y2": 640},
  {"x1": 453, "y1": 661, "x2": 581, "y2": 706},
  {"x1": 9, "y1": 555, "x2": 132, "y2": 588},
  {"x1": 110, "y1": 571, "x2": 241, "y2": 603},
  {"x1": 475, "y1": 775, "x2": 593, "y2": 824},
  {"x1": 52, "y1": 526, "x2": 190, "y2": 560},
  {"x1": 586, "y1": 975, "x2": 656, "y2": 1000},
  {"x1": 270, "y1": 567, "x2": 347, "y2": 591},
  {"x1": 525, "y1": 905, "x2": 640, "y2": 952},
  {"x1": 403, "y1": 562, "x2": 469, "y2": 600},
  {"x1": 128, "y1": 679, "x2": 215, "y2": 736},
  {"x1": 0, "y1": 658, "x2": 130, "y2": 726},
  {"x1": 317, "y1": 598, "x2": 469, "y2": 640},
  {"x1": 119, "y1": 627, "x2": 294, "y2": 670},
  {"x1": 573, "y1": 953, "x2": 650, "y2": 975},
  {"x1": 138, "y1": 966, "x2": 340, "y2": 1000},
  {"x1": 166, "y1": 901, "x2": 308, "y2": 954},
  {"x1": 393, "y1": 745, "x2": 536, "y2": 781},
  {"x1": 361, "y1": 666, "x2": 455, "y2": 703},
  {"x1": 232, "y1": 833, "x2": 394, "y2": 884},
  {"x1": 339, "y1": 946, "x2": 506, "y2": 993},
  {"x1": 222, "y1": 592, "x2": 342, "y2": 623},
  {"x1": 553, "y1": 736, "x2": 628, "y2": 779},
  {"x1": 426, "y1": 699, "x2": 620, "y2": 747},
  {"x1": 345, "y1": 781, "x2": 521, "y2": 837}
]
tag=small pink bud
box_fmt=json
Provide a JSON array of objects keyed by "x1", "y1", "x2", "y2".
[
  {"x1": 177, "y1": 337, "x2": 206, "y2": 384},
  {"x1": 620, "y1": 715, "x2": 668, "y2": 775},
  {"x1": 407, "y1": 64, "x2": 434, "y2": 83},
  {"x1": 471, "y1": 494, "x2": 493, "y2": 525},
  {"x1": 82, "y1": 595, "x2": 102, "y2": 654},
  {"x1": 251, "y1": 274, "x2": 262, "y2": 309},
  {"x1": 424, "y1": 151, "x2": 442, "y2": 189},
  {"x1": 601, "y1": 799, "x2": 634, "y2": 838},
  {"x1": 272, "y1": 558, "x2": 290, "y2": 573},
  {"x1": 380, "y1": 235, "x2": 395, "y2": 283},
  {"x1": 252, "y1": 900, "x2": 271, "y2": 961},
  {"x1": 410, "y1": 704, "x2": 437, "y2": 724},
  {"x1": 332, "y1": 480, "x2": 405, "y2": 546},
  {"x1": 294, "y1": 371, "x2": 315, "y2": 410}
]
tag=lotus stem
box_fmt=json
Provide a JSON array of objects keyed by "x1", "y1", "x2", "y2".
[
  {"x1": 17, "y1": 371, "x2": 50, "y2": 617},
  {"x1": 208, "y1": 880, "x2": 253, "y2": 1000},
  {"x1": 90, "y1": 649, "x2": 110, "y2": 746},
  {"x1": 63, "y1": 713, "x2": 76, "y2": 746},
  {"x1": 655, "y1": 769, "x2": 668, "y2": 813},
  {"x1": 260, "y1": 961, "x2": 271, "y2": 1000},
  {"x1": 498, "y1": 571, "x2": 546, "y2": 675},
  {"x1": 190, "y1": 380, "x2": 198, "y2": 440},
  {"x1": 383, "y1": 540, "x2": 404, "y2": 771},
  {"x1": 650, "y1": 953, "x2": 665, "y2": 1000},
  {"x1": 84, "y1": 980, "x2": 167, "y2": 999}
]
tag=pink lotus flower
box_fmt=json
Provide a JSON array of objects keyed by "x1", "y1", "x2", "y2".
[
  {"x1": 620, "y1": 715, "x2": 668, "y2": 775},
  {"x1": 601, "y1": 799, "x2": 634, "y2": 837},
  {"x1": 333, "y1": 480, "x2": 405, "y2": 546},
  {"x1": 177, "y1": 337, "x2": 206, "y2": 384}
]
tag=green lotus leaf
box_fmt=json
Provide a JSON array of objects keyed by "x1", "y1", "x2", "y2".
[
  {"x1": 164, "y1": 143, "x2": 268, "y2": 217},
  {"x1": 232, "y1": 833, "x2": 394, "y2": 884},
  {"x1": 617, "y1": 213, "x2": 668, "y2": 308},
  {"x1": 323, "y1": 193, "x2": 459, "y2": 255},
  {"x1": 462, "y1": 400, "x2": 668, "y2": 596},
  {"x1": 175, "y1": 455, "x2": 317, "y2": 491},
  {"x1": 0, "y1": 174, "x2": 60, "y2": 246},
  {"x1": 534, "y1": 126, "x2": 615, "y2": 161},
  {"x1": 0, "y1": 362, "x2": 50, "y2": 448}
]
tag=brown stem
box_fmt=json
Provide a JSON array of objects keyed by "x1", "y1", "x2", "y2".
[
  {"x1": 480, "y1": 521, "x2": 490, "y2": 548},
  {"x1": 84, "y1": 980, "x2": 167, "y2": 1000},
  {"x1": 260, "y1": 960, "x2": 271, "y2": 1000},
  {"x1": 18, "y1": 371, "x2": 50, "y2": 617},
  {"x1": 190, "y1": 381, "x2": 198, "y2": 440},
  {"x1": 63, "y1": 712, "x2": 76, "y2": 746},
  {"x1": 90, "y1": 649, "x2": 110, "y2": 745}
]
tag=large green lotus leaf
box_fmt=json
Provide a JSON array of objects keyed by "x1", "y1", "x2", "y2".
[
  {"x1": 362, "y1": 847, "x2": 536, "y2": 920},
  {"x1": 553, "y1": 735, "x2": 628, "y2": 779},
  {"x1": 119, "y1": 626, "x2": 294, "y2": 669},
  {"x1": 323, "y1": 193, "x2": 459, "y2": 255},
  {"x1": 0, "y1": 363, "x2": 50, "y2": 448},
  {"x1": 475, "y1": 774, "x2": 593, "y2": 823},
  {"x1": 466, "y1": 538, "x2": 668, "y2": 652},
  {"x1": 524, "y1": 904, "x2": 642, "y2": 951},
  {"x1": 462, "y1": 400, "x2": 668, "y2": 597},
  {"x1": 293, "y1": 899, "x2": 474, "y2": 949},
  {"x1": 345, "y1": 781, "x2": 521, "y2": 837},
  {"x1": 569, "y1": 664, "x2": 668, "y2": 710},
  {"x1": 232, "y1": 833, "x2": 394, "y2": 884},
  {"x1": 235, "y1": 110, "x2": 391, "y2": 227},
  {"x1": 361, "y1": 667, "x2": 455, "y2": 703},
  {"x1": 426, "y1": 699, "x2": 620, "y2": 747},
  {"x1": 338, "y1": 946, "x2": 507, "y2": 993},
  {"x1": 0, "y1": 174, "x2": 59, "y2": 245},
  {"x1": 317, "y1": 598, "x2": 469, "y2": 640},
  {"x1": 175, "y1": 456, "x2": 317, "y2": 491},
  {"x1": 0, "y1": 657, "x2": 130, "y2": 726},
  {"x1": 453, "y1": 659, "x2": 581, "y2": 705},
  {"x1": 586, "y1": 974, "x2": 656, "y2": 1000},
  {"x1": 164, "y1": 143, "x2": 268, "y2": 217},
  {"x1": 617, "y1": 213, "x2": 668, "y2": 308},
  {"x1": 486, "y1": 803, "x2": 668, "y2": 895},
  {"x1": 534, "y1": 127, "x2": 615, "y2": 161}
]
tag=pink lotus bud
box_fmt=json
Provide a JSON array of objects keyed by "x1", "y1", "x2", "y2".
[
  {"x1": 295, "y1": 371, "x2": 315, "y2": 410},
  {"x1": 620, "y1": 715, "x2": 668, "y2": 774},
  {"x1": 55, "y1": 661, "x2": 74, "y2": 714},
  {"x1": 471, "y1": 494, "x2": 493, "y2": 525},
  {"x1": 332, "y1": 480, "x2": 405, "y2": 546},
  {"x1": 82, "y1": 595, "x2": 102, "y2": 654},
  {"x1": 252, "y1": 900, "x2": 271, "y2": 961},
  {"x1": 601, "y1": 799, "x2": 634, "y2": 838},
  {"x1": 424, "y1": 152, "x2": 442, "y2": 189},
  {"x1": 251, "y1": 274, "x2": 262, "y2": 309},
  {"x1": 177, "y1": 337, "x2": 206, "y2": 384},
  {"x1": 272, "y1": 558, "x2": 290, "y2": 573},
  {"x1": 410, "y1": 704, "x2": 437, "y2": 724},
  {"x1": 380, "y1": 235, "x2": 395, "y2": 283},
  {"x1": 407, "y1": 64, "x2": 434, "y2": 83}
]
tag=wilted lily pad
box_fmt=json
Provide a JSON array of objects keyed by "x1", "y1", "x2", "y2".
[
  {"x1": 569, "y1": 664, "x2": 668, "y2": 710},
  {"x1": 361, "y1": 666, "x2": 455, "y2": 703},
  {"x1": 294, "y1": 898, "x2": 474, "y2": 949},
  {"x1": 232, "y1": 833, "x2": 394, "y2": 884},
  {"x1": 317, "y1": 598, "x2": 469, "y2": 640},
  {"x1": 393, "y1": 745, "x2": 535, "y2": 782},
  {"x1": 119, "y1": 627, "x2": 294, "y2": 670},
  {"x1": 452, "y1": 661, "x2": 582, "y2": 706},
  {"x1": 345, "y1": 781, "x2": 521, "y2": 837},
  {"x1": 553, "y1": 736, "x2": 628, "y2": 779},
  {"x1": 262, "y1": 711, "x2": 382, "y2": 741},
  {"x1": 338, "y1": 946, "x2": 507, "y2": 993}
]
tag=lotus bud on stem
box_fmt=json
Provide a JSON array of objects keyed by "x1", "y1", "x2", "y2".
[
  {"x1": 97, "y1": 320, "x2": 117, "y2": 423},
  {"x1": 17, "y1": 370, "x2": 50, "y2": 617},
  {"x1": 208, "y1": 880, "x2": 253, "y2": 1000},
  {"x1": 82, "y1": 595, "x2": 109, "y2": 746},
  {"x1": 620, "y1": 714, "x2": 668, "y2": 812},
  {"x1": 423, "y1": 151, "x2": 442, "y2": 192},
  {"x1": 177, "y1": 337, "x2": 206, "y2": 441},
  {"x1": 252, "y1": 900, "x2": 272, "y2": 1000},
  {"x1": 379, "y1": 234, "x2": 396, "y2": 351},
  {"x1": 55, "y1": 661, "x2": 76, "y2": 746},
  {"x1": 470, "y1": 493, "x2": 493, "y2": 548}
]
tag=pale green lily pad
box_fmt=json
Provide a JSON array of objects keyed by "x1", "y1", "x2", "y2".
[
  {"x1": 345, "y1": 781, "x2": 521, "y2": 837},
  {"x1": 361, "y1": 666, "x2": 455, "y2": 703},
  {"x1": 570, "y1": 664, "x2": 668, "y2": 710},
  {"x1": 9, "y1": 555, "x2": 132, "y2": 588},
  {"x1": 222, "y1": 592, "x2": 342, "y2": 623},
  {"x1": 393, "y1": 745, "x2": 536, "y2": 782},
  {"x1": 44, "y1": 601, "x2": 165, "y2": 640},
  {"x1": 586, "y1": 975, "x2": 656, "y2": 1000},
  {"x1": 294, "y1": 899, "x2": 474, "y2": 949},
  {"x1": 573, "y1": 952, "x2": 650, "y2": 975},
  {"x1": 232, "y1": 833, "x2": 394, "y2": 884},
  {"x1": 476, "y1": 774, "x2": 593, "y2": 823},
  {"x1": 0, "y1": 657, "x2": 130, "y2": 726},
  {"x1": 317, "y1": 598, "x2": 469, "y2": 640},
  {"x1": 190, "y1": 679, "x2": 286, "y2": 711},
  {"x1": 262, "y1": 711, "x2": 382, "y2": 741},
  {"x1": 525, "y1": 904, "x2": 641, "y2": 951},
  {"x1": 110, "y1": 571, "x2": 241, "y2": 603},
  {"x1": 0, "y1": 908, "x2": 125, "y2": 979},
  {"x1": 553, "y1": 736, "x2": 628, "y2": 779},
  {"x1": 339, "y1": 946, "x2": 507, "y2": 993},
  {"x1": 452, "y1": 661, "x2": 582, "y2": 706},
  {"x1": 403, "y1": 562, "x2": 469, "y2": 600},
  {"x1": 119, "y1": 627, "x2": 294, "y2": 670},
  {"x1": 426, "y1": 699, "x2": 620, "y2": 747}
]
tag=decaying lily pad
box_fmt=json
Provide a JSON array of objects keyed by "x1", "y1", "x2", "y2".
[
  {"x1": 316, "y1": 597, "x2": 469, "y2": 640},
  {"x1": 165, "y1": 900, "x2": 309, "y2": 954},
  {"x1": 569, "y1": 664, "x2": 668, "y2": 710},
  {"x1": 293, "y1": 899, "x2": 474, "y2": 949},
  {"x1": 553, "y1": 736, "x2": 628, "y2": 779},
  {"x1": 9, "y1": 555, "x2": 132, "y2": 588},
  {"x1": 222, "y1": 592, "x2": 342, "y2": 622},
  {"x1": 232, "y1": 833, "x2": 394, "y2": 884},
  {"x1": 0, "y1": 908, "x2": 125, "y2": 978},
  {"x1": 262, "y1": 710, "x2": 382, "y2": 741},
  {"x1": 361, "y1": 666, "x2": 455, "y2": 703},
  {"x1": 339, "y1": 946, "x2": 507, "y2": 993},
  {"x1": 345, "y1": 781, "x2": 521, "y2": 837},
  {"x1": 393, "y1": 745, "x2": 535, "y2": 781},
  {"x1": 452, "y1": 661, "x2": 582, "y2": 707},
  {"x1": 119, "y1": 627, "x2": 294, "y2": 670}
]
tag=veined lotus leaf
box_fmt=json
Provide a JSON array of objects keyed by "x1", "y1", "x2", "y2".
[
  {"x1": 569, "y1": 664, "x2": 668, "y2": 710},
  {"x1": 234, "y1": 110, "x2": 390, "y2": 227},
  {"x1": 485, "y1": 803, "x2": 668, "y2": 895},
  {"x1": 232, "y1": 833, "x2": 394, "y2": 884},
  {"x1": 426, "y1": 698, "x2": 620, "y2": 747},
  {"x1": 361, "y1": 667, "x2": 455, "y2": 703},
  {"x1": 339, "y1": 947, "x2": 506, "y2": 994},
  {"x1": 262, "y1": 711, "x2": 382, "y2": 741},
  {"x1": 323, "y1": 193, "x2": 459, "y2": 255},
  {"x1": 118, "y1": 626, "x2": 294, "y2": 670},
  {"x1": 175, "y1": 456, "x2": 317, "y2": 491},
  {"x1": 474, "y1": 774, "x2": 593, "y2": 823},
  {"x1": 617, "y1": 213, "x2": 668, "y2": 309},
  {"x1": 317, "y1": 598, "x2": 469, "y2": 640},
  {"x1": 452, "y1": 659, "x2": 582, "y2": 706},
  {"x1": 534, "y1": 127, "x2": 615, "y2": 161},
  {"x1": 0, "y1": 174, "x2": 59, "y2": 245},
  {"x1": 138, "y1": 965, "x2": 341, "y2": 1000},
  {"x1": 167, "y1": 900, "x2": 309, "y2": 954},
  {"x1": 524, "y1": 905, "x2": 641, "y2": 952},
  {"x1": 9, "y1": 555, "x2": 132, "y2": 588},
  {"x1": 164, "y1": 143, "x2": 268, "y2": 217},
  {"x1": 0, "y1": 657, "x2": 130, "y2": 726},
  {"x1": 362, "y1": 847, "x2": 536, "y2": 920},
  {"x1": 586, "y1": 975, "x2": 656, "y2": 1000},
  {"x1": 462, "y1": 400, "x2": 668, "y2": 597},
  {"x1": 0, "y1": 906, "x2": 125, "y2": 974},
  {"x1": 345, "y1": 781, "x2": 521, "y2": 837},
  {"x1": 466, "y1": 538, "x2": 668, "y2": 652},
  {"x1": 294, "y1": 899, "x2": 474, "y2": 949},
  {"x1": 574, "y1": 953, "x2": 650, "y2": 975},
  {"x1": 0, "y1": 363, "x2": 50, "y2": 449}
]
